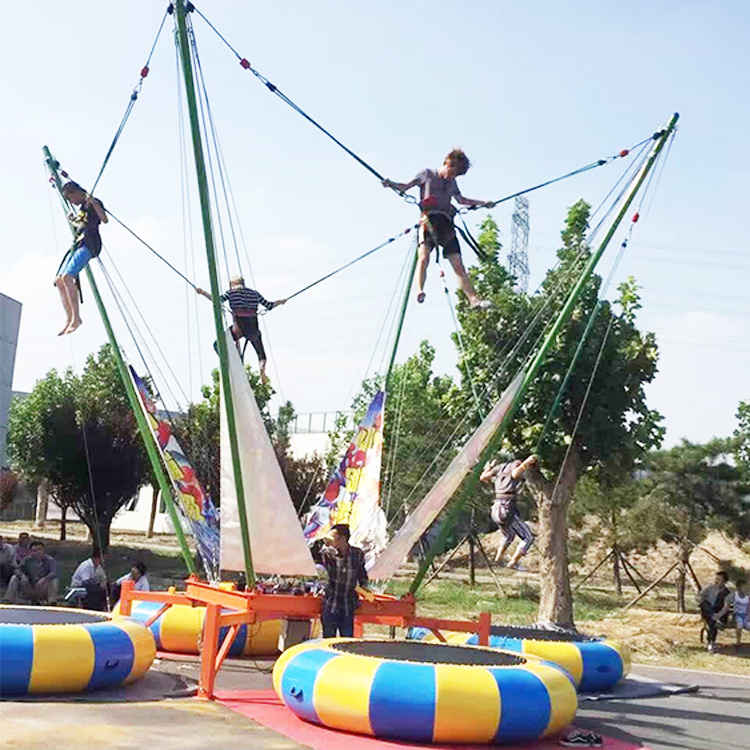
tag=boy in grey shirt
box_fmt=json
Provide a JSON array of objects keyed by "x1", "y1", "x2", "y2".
[
  {"x1": 480, "y1": 454, "x2": 537, "y2": 569},
  {"x1": 383, "y1": 149, "x2": 493, "y2": 308}
]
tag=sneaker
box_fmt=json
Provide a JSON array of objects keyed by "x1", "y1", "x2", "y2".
[
  {"x1": 416, "y1": 292, "x2": 426, "y2": 304},
  {"x1": 707, "y1": 643, "x2": 715, "y2": 654},
  {"x1": 469, "y1": 299, "x2": 493, "y2": 310},
  {"x1": 559, "y1": 729, "x2": 603, "y2": 747}
]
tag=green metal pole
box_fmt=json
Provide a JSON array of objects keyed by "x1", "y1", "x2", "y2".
[
  {"x1": 43, "y1": 146, "x2": 196, "y2": 574},
  {"x1": 173, "y1": 0, "x2": 255, "y2": 584},
  {"x1": 409, "y1": 113, "x2": 679, "y2": 593},
  {"x1": 384, "y1": 235, "x2": 419, "y2": 391}
]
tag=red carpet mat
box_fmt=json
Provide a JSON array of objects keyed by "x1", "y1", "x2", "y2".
[{"x1": 216, "y1": 689, "x2": 649, "y2": 750}]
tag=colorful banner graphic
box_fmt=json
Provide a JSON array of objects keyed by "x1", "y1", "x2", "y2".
[
  {"x1": 304, "y1": 390, "x2": 387, "y2": 568},
  {"x1": 130, "y1": 367, "x2": 220, "y2": 580}
]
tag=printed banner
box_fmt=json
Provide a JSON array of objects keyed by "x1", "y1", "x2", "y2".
[
  {"x1": 130, "y1": 367, "x2": 220, "y2": 581},
  {"x1": 304, "y1": 390, "x2": 387, "y2": 568}
]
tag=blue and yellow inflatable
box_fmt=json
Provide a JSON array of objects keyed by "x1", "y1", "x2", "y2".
[
  {"x1": 0, "y1": 605, "x2": 155, "y2": 696},
  {"x1": 119, "y1": 600, "x2": 281, "y2": 656},
  {"x1": 274, "y1": 638, "x2": 577, "y2": 745},
  {"x1": 410, "y1": 625, "x2": 630, "y2": 692}
]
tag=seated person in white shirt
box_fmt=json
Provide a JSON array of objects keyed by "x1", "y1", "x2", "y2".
[
  {"x1": 70, "y1": 547, "x2": 108, "y2": 611},
  {"x1": 112, "y1": 561, "x2": 149, "y2": 602}
]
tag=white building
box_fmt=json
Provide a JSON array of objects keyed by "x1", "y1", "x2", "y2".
[{"x1": 0, "y1": 293, "x2": 22, "y2": 466}]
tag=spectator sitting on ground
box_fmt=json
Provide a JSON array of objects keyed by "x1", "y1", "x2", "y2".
[
  {"x1": 698, "y1": 570, "x2": 732, "y2": 653},
  {"x1": 71, "y1": 547, "x2": 108, "y2": 611},
  {"x1": 0, "y1": 535, "x2": 16, "y2": 589},
  {"x1": 14, "y1": 532, "x2": 31, "y2": 564},
  {"x1": 5, "y1": 540, "x2": 58, "y2": 604},
  {"x1": 111, "y1": 561, "x2": 149, "y2": 602}
]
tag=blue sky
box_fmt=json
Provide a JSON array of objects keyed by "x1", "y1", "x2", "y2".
[{"x1": 1, "y1": 1, "x2": 748, "y2": 446}]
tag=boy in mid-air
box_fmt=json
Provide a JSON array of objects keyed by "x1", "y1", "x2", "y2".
[
  {"x1": 196, "y1": 276, "x2": 286, "y2": 383},
  {"x1": 383, "y1": 149, "x2": 493, "y2": 308},
  {"x1": 56, "y1": 181, "x2": 108, "y2": 335},
  {"x1": 480, "y1": 454, "x2": 537, "y2": 570}
]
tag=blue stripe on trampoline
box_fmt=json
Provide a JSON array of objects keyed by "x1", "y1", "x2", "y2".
[
  {"x1": 85, "y1": 623, "x2": 136, "y2": 691},
  {"x1": 579, "y1": 641, "x2": 623, "y2": 692},
  {"x1": 280, "y1": 649, "x2": 339, "y2": 724},
  {"x1": 369, "y1": 661, "x2": 436, "y2": 742},
  {"x1": 465, "y1": 633, "x2": 525, "y2": 653},
  {"x1": 127, "y1": 601, "x2": 164, "y2": 648},
  {"x1": 489, "y1": 667, "x2": 551, "y2": 743},
  {"x1": 0, "y1": 625, "x2": 34, "y2": 695},
  {"x1": 224, "y1": 622, "x2": 248, "y2": 657}
]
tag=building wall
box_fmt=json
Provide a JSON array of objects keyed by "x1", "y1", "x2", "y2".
[{"x1": 0, "y1": 293, "x2": 22, "y2": 466}]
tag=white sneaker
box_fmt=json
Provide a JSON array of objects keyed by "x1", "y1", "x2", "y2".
[{"x1": 707, "y1": 643, "x2": 715, "y2": 653}]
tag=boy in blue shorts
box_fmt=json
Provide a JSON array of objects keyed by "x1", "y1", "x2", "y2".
[
  {"x1": 382, "y1": 149, "x2": 493, "y2": 308},
  {"x1": 56, "y1": 181, "x2": 108, "y2": 335}
]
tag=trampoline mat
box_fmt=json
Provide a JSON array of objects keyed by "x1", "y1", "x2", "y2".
[
  {"x1": 332, "y1": 640, "x2": 526, "y2": 666},
  {"x1": 489, "y1": 625, "x2": 598, "y2": 643},
  {"x1": 0, "y1": 606, "x2": 110, "y2": 625}
]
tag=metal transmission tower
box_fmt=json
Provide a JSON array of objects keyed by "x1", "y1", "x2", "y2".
[{"x1": 508, "y1": 196, "x2": 530, "y2": 293}]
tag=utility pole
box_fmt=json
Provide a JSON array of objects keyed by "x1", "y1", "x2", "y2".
[{"x1": 508, "y1": 196, "x2": 530, "y2": 293}]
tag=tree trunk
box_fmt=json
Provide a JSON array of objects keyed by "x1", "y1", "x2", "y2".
[
  {"x1": 676, "y1": 541, "x2": 690, "y2": 613},
  {"x1": 613, "y1": 543, "x2": 622, "y2": 597},
  {"x1": 86, "y1": 517, "x2": 111, "y2": 553},
  {"x1": 528, "y1": 446, "x2": 579, "y2": 629},
  {"x1": 611, "y1": 511, "x2": 622, "y2": 597},
  {"x1": 35, "y1": 479, "x2": 49, "y2": 529},
  {"x1": 59, "y1": 504, "x2": 67, "y2": 541},
  {"x1": 147, "y1": 488, "x2": 160, "y2": 539}
]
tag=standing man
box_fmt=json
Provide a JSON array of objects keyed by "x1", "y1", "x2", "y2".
[
  {"x1": 312, "y1": 524, "x2": 368, "y2": 637},
  {"x1": 698, "y1": 570, "x2": 732, "y2": 653},
  {"x1": 480, "y1": 454, "x2": 537, "y2": 570}
]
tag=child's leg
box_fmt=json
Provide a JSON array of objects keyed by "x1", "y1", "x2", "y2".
[
  {"x1": 56, "y1": 275, "x2": 74, "y2": 332},
  {"x1": 446, "y1": 253, "x2": 480, "y2": 305},
  {"x1": 414, "y1": 241, "x2": 431, "y2": 301},
  {"x1": 247, "y1": 333, "x2": 268, "y2": 383},
  {"x1": 507, "y1": 517, "x2": 534, "y2": 568},
  {"x1": 64, "y1": 276, "x2": 82, "y2": 331}
]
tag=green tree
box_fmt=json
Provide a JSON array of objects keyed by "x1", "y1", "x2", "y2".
[
  {"x1": 455, "y1": 201, "x2": 664, "y2": 626},
  {"x1": 734, "y1": 401, "x2": 750, "y2": 479},
  {"x1": 631, "y1": 439, "x2": 749, "y2": 611},
  {"x1": 7, "y1": 346, "x2": 149, "y2": 549}
]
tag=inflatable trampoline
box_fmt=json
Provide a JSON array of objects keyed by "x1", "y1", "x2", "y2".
[
  {"x1": 273, "y1": 638, "x2": 577, "y2": 745},
  {"x1": 410, "y1": 624, "x2": 630, "y2": 692},
  {"x1": 118, "y1": 600, "x2": 281, "y2": 656},
  {"x1": 0, "y1": 605, "x2": 155, "y2": 696}
]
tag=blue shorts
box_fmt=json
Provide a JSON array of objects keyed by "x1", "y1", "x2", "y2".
[
  {"x1": 736, "y1": 614, "x2": 750, "y2": 630},
  {"x1": 61, "y1": 245, "x2": 93, "y2": 277}
]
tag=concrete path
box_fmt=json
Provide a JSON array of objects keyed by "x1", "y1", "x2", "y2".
[
  {"x1": 2, "y1": 659, "x2": 749, "y2": 749},
  {"x1": 576, "y1": 665, "x2": 750, "y2": 750}
]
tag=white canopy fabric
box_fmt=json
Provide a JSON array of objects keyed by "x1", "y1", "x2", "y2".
[
  {"x1": 369, "y1": 371, "x2": 524, "y2": 582},
  {"x1": 220, "y1": 332, "x2": 317, "y2": 576}
]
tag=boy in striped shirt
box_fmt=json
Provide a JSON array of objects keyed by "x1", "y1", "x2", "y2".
[{"x1": 197, "y1": 275, "x2": 286, "y2": 383}]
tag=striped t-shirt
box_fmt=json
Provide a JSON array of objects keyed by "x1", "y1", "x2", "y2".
[{"x1": 221, "y1": 287, "x2": 274, "y2": 316}]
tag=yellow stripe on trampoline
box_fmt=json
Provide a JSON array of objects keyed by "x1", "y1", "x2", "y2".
[
  {"x1": 522, "y1": 640, "x2": 583, "y2": 685},
  {"x1": 523, "y1": 660, "x2": 578, "y2": 736},
  {"x1": 314, "y1": 652, "x2": 380, "y2": 736},
  {"x1": 29, "y1": 624, "x2": 94, "y2": 693},
  {"x1": 433, "y1": 664, "x2": 500, "y2": 743}
]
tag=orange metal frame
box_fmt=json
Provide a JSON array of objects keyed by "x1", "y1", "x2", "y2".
[{"x1": 119, "y1": 578, "x2": 492, "y2": 700}]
